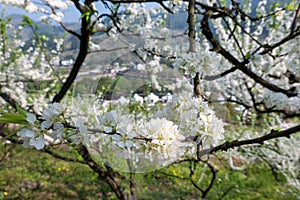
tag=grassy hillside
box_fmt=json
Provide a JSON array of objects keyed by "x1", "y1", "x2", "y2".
[{"x1": 0, "y1": 144, "x2": 299, "y2": 200}]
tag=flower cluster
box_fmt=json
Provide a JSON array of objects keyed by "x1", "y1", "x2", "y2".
[
  {"x1": 96, "y1": 91, "x2": 225, "y2": 167},
  {"x1": 17, "y1": 113, "x2": 46, "y2": 149},
  {"x1": 141, "y1": 118, "x2": 186, "y2": 162},
  {"x1": 16, "y1": 103, "x2": 89, "y2": 149},
  {"x1": 16, "y1": 103, "x2": 66, "y2": 149}
]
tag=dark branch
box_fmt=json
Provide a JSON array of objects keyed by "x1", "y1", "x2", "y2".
[
  {"x1": 259, "y1": 31, "x2": 300, "y2": 55},
  {"x1": 200, "y1": 9, "x2": 297, "y2": 97},
  {"x1": 203, "y1": 66, "x2": 238, "y2": 81},
  {"x1": 76, "y1": 144, "x2": 128, "y2": 200},
  {"x1": 199, "y1": 124, "x2": 300, "y2": 157},
  {"x1": 52, "y1": 6, "x2": 91, "y2": 103}
]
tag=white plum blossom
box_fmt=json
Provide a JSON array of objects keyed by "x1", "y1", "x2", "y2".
[
  {"x1": 95, "y1": 90, "x2": 225, "y2": 164},
  {"x1": 141, "y1": 118, "x2": 185, "y2": 162},
  {"x1": 25, "y1": 2, "x2": 38, "y2": 13},
  {"x1": 75, "y1": 119, "x2": 89, "y2": 144},
  {"x1": 50, "y1": 122, "x2": 64, "y2": 140},
  {"x1": 41, "y1": 103, "x2": 64, "y2": 129},
  {"x1": 49, "y1": 12, "x2": 64, "y2": 22},
  {"x1": 17, "y1": 113, "x2": 45, "y2": 150},
  {"x1": 30, "y1": 135, "x2": 46, "y2": 150}
]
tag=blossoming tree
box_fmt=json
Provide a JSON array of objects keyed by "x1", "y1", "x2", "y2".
[{"x1": 0, "y1": 0, "x2": 299, "y2": 199}]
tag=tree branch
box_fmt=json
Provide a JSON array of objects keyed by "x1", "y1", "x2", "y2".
[
  {"x1": 76, "y1": 144, "x2": 128, "y2": 200},
  {"x1": 259, "y1": 31, "x2": 300, "y2": 55},
  {"x1": 197, "y1": 124, "x2": 300, "y2": 159},
  {"x1": 203, "y1": 66, "x2": 238, "y2": 81},
  {"x1": 52, "y1": 6, "x2": 91, "y2": 103},
  {"x1": 200, "y1": 9, "x2": 298, "y2": 97}
]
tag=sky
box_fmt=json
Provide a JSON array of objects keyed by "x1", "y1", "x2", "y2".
[
  {"x1": 0, "y1": 2, "x2": 159, "y2": 23},
  {"x1": 1, "y1": 3, "x2": 91, "y2": 22}
]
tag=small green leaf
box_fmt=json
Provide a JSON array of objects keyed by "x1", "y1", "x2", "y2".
[
  {"x1": 16, "y1": 104, "x2": 27, "y2": 117},
  {"x1": 285, "y1": 1, "x2": 296, "y2": 11},
  {"x1": 245, "y1": 51, "x2": 251, "y2": 59},
  {"x1": 22, "y1": 16, "x2": 33, "y2": 26}
]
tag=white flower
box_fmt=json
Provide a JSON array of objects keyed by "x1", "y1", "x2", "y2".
[
  {"x1": 75, "y1": 119, "x2": 89, "y2": 144},
  {"x1": 41, "y1": 103, "x2": 64, "y2": 129},
  {"x1": 26, "y1": 113, "x2": 36, "y2": 125},
  {"x1": 30, "y1": 135, "x2": 46, "y2": 150},
  {"x1": 50, "y1": 122, "x2": 64, "y2": 140},
  {"x1": 112, "y1": 134, "x2": 134, "y2": 148},
  {"x1": 25, "y1": 2, "x2": 38, "y2": 12},
  {"x1": 97, "y1": 110, "x2": 133, "y2": 133},
  {"x1": 17, "y1": 128, "x2": 35, "y2": 138},
  {"x1": 50, "y1": 12, "x2": 64, "y2": 22},
  {"x1": 111, "y1": 123, "x2": 136, "y2": 149},
  {"x1": 17, "y1": 122, "x2": 46, "y2": 150},
  {"x1": 141, "y1": 118, "x2": 185, "y2": 161}
]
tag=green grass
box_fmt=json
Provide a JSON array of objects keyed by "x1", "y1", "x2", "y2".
[{"x1": 0, "y1": 144, "x2": 299, "y2": 200}]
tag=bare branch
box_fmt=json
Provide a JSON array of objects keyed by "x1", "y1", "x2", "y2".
[
  {"x1": 52, "y1": 8, "x2": 92, "y2": 102},
  {"x1": 203, "y1": 66, "x2": 238, "y2": 81},
  {"x1": 290, "y1": 3, "x2": 300, "y2": 34},
  {"x1": 42, "y1": 148, "x2": 86, "y2": 164},
  {"x1": 0, "y1": 86, "x2": 17, "y2": 110},
  {"x1": 200, "y1": 9, "x2": 298, "y2": 97},
  {"x1": 259, "y1": 31, "x2": 300, "y2": 55},
  {"x1": 197, "y1": 124, "x2": 300, "y2": 158},
  {"x1": 188, "y1": 0, "x2": 196, "y2": 52},
  {"x1": 58, "y1": 21, "x2": 82, "y2": 39},
  {"x1": 158, "y1": 1, "x2": 173, "y2": 13},
  {"x1": 76, "y1": 144, "x2": 128, "y2": 200}
]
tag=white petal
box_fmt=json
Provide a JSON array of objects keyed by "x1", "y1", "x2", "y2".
[
  {"x1": 34, "y1": 136, "x2": 46, "y2": 150},
  {"x1": 41, "y1": 121, "x2": 52, "y2": 129},
  {"x1": 42, "y1": 109, "x2": 51, "y2": 120},
  {"x1": 125, "y1": 140, "x2": 134, "y2": 148},
  {"x1": 24, "y1": 129, "x2": 35, "y2": 138},
  {"x1": 53, "y1": 122, "x2": 64, "y2": 130},
  {"x1": 22, "y1": 139, "x2": 30, "y2": 148},
  {"x1": 117, "y1": 141, "x2": 125, "y2": 148},
  {"x1": 26, "y1": 113, "x2": 36, "y2": 124},
  {"x1": 105, "y1": 127, "x2": 112, "y2": 133},
  {"x1": 112, "y1": 134, "x2": 121, "y2": 141},
  {"x1": 97, "y1": 115, "x2": 105, "y2": 124}
]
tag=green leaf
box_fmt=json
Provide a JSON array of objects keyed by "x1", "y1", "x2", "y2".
[
  {"x1": 16, "y1": 104, "x2": 27, "y2": 117},
  {"x1": 22, "y1": 15, "x2": 33, "y2": 26},
  {"x1": 285, "y1": 1, "x2": 296, "y2": 11},
  {"x1": 81, "y1": 10, "x2": 92, "y2": 23},
  {"x1": 0, "y1": 113, "x2": 27, "y2": 124},
  {"x1": 245, "y1": 51, "x2": 251, "y2": 59}
]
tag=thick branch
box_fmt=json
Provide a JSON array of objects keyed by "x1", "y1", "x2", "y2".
[
  {"x1": 76, "y1": 144, "x2": 128, "y2": 200},
  {"x1": 290, "y1": 3, "x2": 300, "y2": 34},
  {"x1": 71, "y1": 0, "x2": 85, "y2": 13},
  {"x1": 188, "y1": 0, "x2": 196, "y2": 52},
  {"x1": 193, "y1": 72, "x2": 204, "y2": 98},
  {"x1": 52, "y1": 8, "x2": 91, "y2": 103}
]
